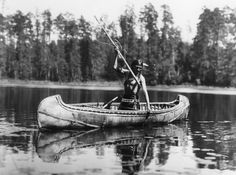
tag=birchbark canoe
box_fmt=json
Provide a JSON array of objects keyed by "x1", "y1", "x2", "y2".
[{"x1": 37, "y1": 94, "x2": 190, "y2": 129}]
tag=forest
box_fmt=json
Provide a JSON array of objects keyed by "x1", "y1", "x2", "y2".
[{"x1": 0, "y1": 3, "x2": 236, "y2": 87}]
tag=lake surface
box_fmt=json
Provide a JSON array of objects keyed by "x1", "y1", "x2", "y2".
[{"x1": 0, "y1": 86, "x2": 236, "y2": 175}]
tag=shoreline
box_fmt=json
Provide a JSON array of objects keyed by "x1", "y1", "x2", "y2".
[
  {"x1": 1, "y1": 79, "x2": 236, "y2": 95},
  {"x1": 0, "y1": 79, "x2": 124, "y2": 90}
]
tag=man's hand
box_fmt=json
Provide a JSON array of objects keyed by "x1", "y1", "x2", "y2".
[
  {"x1": 114, "y1": 46, "x2": 119, "y2": 54},
  {"x1": 147, "y1": 103, "x2": 151, "y2": 111}
]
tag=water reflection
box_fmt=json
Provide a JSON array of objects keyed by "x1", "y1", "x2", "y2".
[
  {"x1": 36, "y1": 123, "x2": 188, "y2": 174},
  {"x1": 188, "y1": 93, "x2": 236, "y2": 122},
  {"x1": 116, "y1": 137, "x2": 153, "y2": 174},
  {"x1": 191, "y1": 121, "x2": 236, "y2": 171}
]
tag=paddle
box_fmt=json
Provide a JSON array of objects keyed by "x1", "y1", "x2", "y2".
[
  {"x1": 102, "y1": 96, "x2": 119, "y2": 109},
  {"x1": 95, "y1": 16, "x2": 141, "y2": 87}
]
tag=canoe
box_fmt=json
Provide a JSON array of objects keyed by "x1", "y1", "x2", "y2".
[{"x1": 37, "y1": 94, "x2": 190, "y2": 129}]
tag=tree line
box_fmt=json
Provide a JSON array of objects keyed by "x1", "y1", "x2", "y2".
[{"x1": 0, "y1": 3, "x2": 236, "y2": 87}]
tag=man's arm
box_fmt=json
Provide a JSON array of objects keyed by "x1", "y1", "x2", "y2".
[{"x1": 113, "y1": 49, "x2": 129, "y2": 73}]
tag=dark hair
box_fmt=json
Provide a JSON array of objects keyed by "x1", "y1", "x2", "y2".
[{"x1": 131, "y1": 59, "x2": 143, "y2": 69}]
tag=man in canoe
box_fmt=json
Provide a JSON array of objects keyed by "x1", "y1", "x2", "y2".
[{"x1": 113, "y1": 46, "x2": 151, "y2": 111}]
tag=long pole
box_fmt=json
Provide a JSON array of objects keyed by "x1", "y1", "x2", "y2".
[{"x1": 95, "y1": 17, "x2": 141, "y2": 86}]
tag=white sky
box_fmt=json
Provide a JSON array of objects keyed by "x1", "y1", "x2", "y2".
[{"x1": 2, "y1": 0, "x2": 236, "y2": 43}]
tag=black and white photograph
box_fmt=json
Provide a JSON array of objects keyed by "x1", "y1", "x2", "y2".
[{"x1": 0, "y1": 0, "x2": 236, "y2": 174}]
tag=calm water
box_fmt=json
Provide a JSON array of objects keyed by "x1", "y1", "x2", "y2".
[{"x1": 0, "y1": 86, "x2": 236, "y2": 175}]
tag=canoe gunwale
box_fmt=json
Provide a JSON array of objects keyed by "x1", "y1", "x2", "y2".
[{"x1": 55, "y1": 95, "x2": 186, "y2": 116}]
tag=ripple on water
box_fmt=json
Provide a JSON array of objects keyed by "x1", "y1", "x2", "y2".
[
  {"x1": 203, "y1": 139, "x2": 215, "y2": 142},
  {"x1": 200, "y1": 148, "x2": 215, "y2": 152},
  {"x1": 198, "y1": 121, "x2": 214, "y2": 124},
  {"x1": 204, "y1": 156, "x2": 216, "y2": 160},
  {"x1": 206, "y1": 152, "x2": 226, "y2": 158},
  {"x1": 0, "y1": 121, "x2": 35, "y2": 136}
]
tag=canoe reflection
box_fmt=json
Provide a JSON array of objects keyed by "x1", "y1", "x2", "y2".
[
  {"x1": 116, "y1": 137, "x2": 154, "y2": 174},
  {"x1": 36, "y1": 123, "x2": 188, "y2": 173}
]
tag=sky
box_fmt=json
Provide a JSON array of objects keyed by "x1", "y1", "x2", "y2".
[{"x1": 1, "y1": 0, "x2": 236, "y2": 43}]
